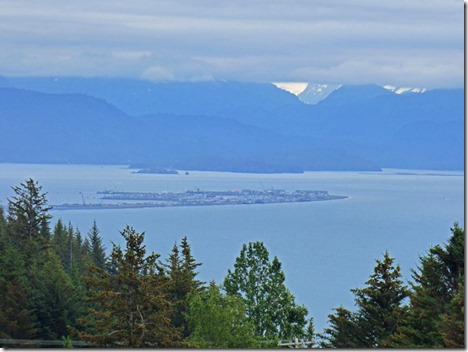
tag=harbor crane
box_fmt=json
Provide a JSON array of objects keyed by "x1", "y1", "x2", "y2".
[{"x1": 79, "y1": 192, "x2": 86, "y2": 206}]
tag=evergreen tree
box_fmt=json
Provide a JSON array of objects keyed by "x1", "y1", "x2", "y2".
[
  {"x1": 185, "y1": 282, "x2": 259, "y2": 348},
  {"x1": 224, "y1": 241, "x2": 310, "y2": 342},
  {"x1": 79, "y1": 226, "x2": 180, "y2": 347},
  {"x1": 320, "y1": 307, "x2": 361, "y2": 348},
  {"x1": 33, "y1": 252, "x2": 84, "y2": 340},
  {"x1": 180, "y1": 236, "x2": 203, "y2": 288},
  {"x1": 388, "y1": 253, "x2": 447, "y2": 347},
  {"x1": 165, "y1": 236, "x2": 202, "y2": 338},
  {"x1": 322, "y1": 252, "x2": 409, "y2": 348},
  {"x1": 52, "y1": 220, "x2": 70, "y2": 271},
  {"x1": 0, "y1": 244, "x2": 38, "y2": 340},
  {"x1": 390, "y1": 224, "x2": 464, "y2": 348},
  {"x1": 87, "y1": 220, "x2": 106, "y2": 270},
  {"x1": 431, "y1": 223, "x2": 464, "y2": 292},
  {"x1": 304, "y1": 318, "x2": 317, "y2": 348},
  {"x1": 351, "y1": 252, "x2": 409, "y2": 347},
  {"x1": 70, "y1": 228, "x2": 87, "y2": 282},
  {"x1": 7, "y1": 179, "x2": 52, "y2": 263},
  {"x1": 440, "y1": 281, "x2": 464, "y2": 348},
  {"x1": 52, "y1": 221, "x2": 88, "y2": 283},
  {"x1": 0, "y1": 205, "x2": 7, "y2": 249}
]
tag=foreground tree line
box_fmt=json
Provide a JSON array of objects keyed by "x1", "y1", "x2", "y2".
[{"x1": 0, "y1": 179, "x2": 464, "y2": 348}]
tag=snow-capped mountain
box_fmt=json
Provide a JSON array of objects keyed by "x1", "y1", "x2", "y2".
[
  {"x1": 298, "y1": 83, "x2": 426, "y2": 105},
  {"x1": 298, "y1": 83, "x2": 341, "y2": 105}
]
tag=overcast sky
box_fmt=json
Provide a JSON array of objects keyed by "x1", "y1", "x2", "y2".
[{"x1": 0, "y1": 0, "x2": 463, "y2": 88}]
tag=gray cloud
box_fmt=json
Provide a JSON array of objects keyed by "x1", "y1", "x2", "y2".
[{"x1": 0, "y1": 0, "x2": 462, "y2": 87}]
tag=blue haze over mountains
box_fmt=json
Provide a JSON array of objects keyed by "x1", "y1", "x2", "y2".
[{"x1": 0, "y1": 76, "x2": 463, "y2": 172}]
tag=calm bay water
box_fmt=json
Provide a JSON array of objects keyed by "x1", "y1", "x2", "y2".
[{"x1": 0, "y1": 163, "x2": 464, "y2": 331}]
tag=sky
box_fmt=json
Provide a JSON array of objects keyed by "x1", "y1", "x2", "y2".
[{"x1": 0, "y1": 0, "x2": 463, "y2": 88}]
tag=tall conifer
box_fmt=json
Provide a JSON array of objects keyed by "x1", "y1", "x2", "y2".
[
  {"x1": 87, "y1": 220, "x2": 106, "y2": 270},
  {"x1": 322, "y1": 252, "x2": 409, "y2": 348},
  {"x1": 390, "y1": 224, "x2": 464, "y2": 348},
  {"x1": 165, "y1": 236, "x2": 202, "y2": 338},
  {"x1": 7, "y1": 179, "x2": 52, "y2": 261},
  {"x1": 80, "y1": 226, "x2": 180, "y2": 347},
  {"x1": 0, "y1": 244, "x2": 38, "y2": 340}
]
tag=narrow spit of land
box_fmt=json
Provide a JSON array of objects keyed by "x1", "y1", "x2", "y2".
[{"x1": 52, "y1": 189, "x2": 348, "y2": 211}]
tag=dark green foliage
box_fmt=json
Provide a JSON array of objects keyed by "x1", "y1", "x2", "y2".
[
  {"x1": 185, "y1": 282, "x2": 259, "y2": 348},
  {"x1": 390, "y1": 224, "x2": 465, "y2": 348},
  {"x1": 7, "y1": 178, "x2": 52, "y2": 258},
  {"x1": 0, "y1": 206, "x2": 7, "y2": 248},
  {"x1": 52, "y1": 219, "x2": 67, "y2": 256},
  {"x1": 33, "y1": 252, "x2": 84, "y2": 340},
  {"x1": 164, "y1": 236, "x2": 203, "y2": 338},
  {"x1": 52, "y1": 220, "x2": 72, "y2": 274},
  {"x1": 323, "y1": 252, "x2": 409, "y2": 348},
  {"x1": 320, "y1": 307, "x2": 360, "y2": 348},
  {"x1": 389, "y1": 252, "x2": 447, "y2": 347},
  {"x1": 0, "y1": 179, "x2": 463, "y2": 348},
  {"x1": 431, "y1": 223, "x2": 464, "y2": 292},
  {"x1": 351, "y1": 252, "x2": 409, "y2": 347},
  {"x1": 0, "y1": 244, "x2": 38, "y2": 340},
  {"x1": 322, "y1": 226, "x2": 465, "y2": 349},
  {"x1": 224, "y1": 241, "x2": 310, "y2": 342},
  {"x1": 87, "y1": 220, "x2": 106, "y2": 270},
  {"x1": 180, "y1": 236, "x2": 203, "y2": 289},
  {"x1": 0, "y1": 180, "x2": 93, "y2": 342},
  {"x1": 52, "y1": 220, "x2": 90, "y2": 284},
  {"x1": 440, "y1": 281, "x2": 464, "y2": 347},
  {"x1": 79, "y1": 226, "x2": 181, "y2": 347}
]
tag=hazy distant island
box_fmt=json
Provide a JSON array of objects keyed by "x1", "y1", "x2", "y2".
[
  {"x1": 52, "y1": 188, "x2": 347, "y2": 210},
  {"x1": 132, "y1": 167, "x2": 179, "y2": 175}
]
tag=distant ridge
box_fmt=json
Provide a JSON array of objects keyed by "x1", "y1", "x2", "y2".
[
  {"x1": 316, "y1": 84, "x2": 394, "y2": 106},
  {"x1": 7, "y1": 77, "x2": 301, "y2": 117},
  {"x1": 0, "y1": 77, "x2": 463, "y2": 171},
  {"x1": 0, "y1": 87, "x2": 380, "y2": 172}
]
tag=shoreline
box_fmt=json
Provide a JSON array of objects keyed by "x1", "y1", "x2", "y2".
[{"x1": 52, "y1": 189, "x2": 348, "y2": 211}]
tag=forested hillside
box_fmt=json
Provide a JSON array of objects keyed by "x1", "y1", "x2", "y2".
[{"x1": 0, "y1": 179, "x2": 464, "y2": 348}]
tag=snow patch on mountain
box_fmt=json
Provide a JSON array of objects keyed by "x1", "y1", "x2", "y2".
[
  {"x1": 298, "y1": 83, "x2": 342, "y2": 105},
  {"x1": 299, "y1": 83, "x2": 427, "y2": 105},
  {"x1": 272, "y1": 82, "x2": 309, "y2": 96},
  {"x1": 383, "y1": 85, "x2": 426, "y2": 94}
]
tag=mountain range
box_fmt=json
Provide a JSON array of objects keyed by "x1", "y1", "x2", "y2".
[{"x1": 0, "y1": 76, "x2": 463, "y2": 173}]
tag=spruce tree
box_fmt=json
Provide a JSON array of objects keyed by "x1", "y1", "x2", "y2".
[
  {"x1": 164, "y1": 236, "x2": 202, "y2": 338},
  {"x1": 0, "y1": 244, "x2": 38, "y2": 340},
  {"x1": 33, "y1": 252, "x2": 83, "y2": 340},
  {"x1": 7, "y1": 179, "x2": 52, "y2": 261},
  {"x1": 180, "y1": 236, "x2": 202, "y2": 287},
  {"x1": 52, "y1": 220, "x2": 70, "y2": 273},
  {"x1": 87, "y1": 220, "x2": 106, "y2": 270},
  {"x1": 350, "y1": 252, "x2": 409, "y2": 347},
  {"x1": 0, "y1": 205, "x2": 7, "y2": 249},
  {"x1": 440, "y1": 281, "x2": 464, "y2": 348},
  {"x1": 322, "y1": 252, "x2": 409, "y2": 348},
  {"x1": 320, "y1": 307, "x2": 361, "y2": 348},
  {"x1": 52, "y1": 221, "x2": 89, "y2": 283},
  {"x1": 80, "y1": 226, "x2": 180, "y2": 347},
  {"x1": 390, "y1": 224, "x2": 464, "y2": 348}
]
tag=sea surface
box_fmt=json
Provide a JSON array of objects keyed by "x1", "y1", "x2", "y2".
[{"x1": 0, "y1": 163, "x2": 464, "y2": 332}]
